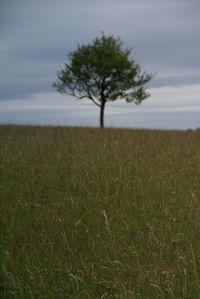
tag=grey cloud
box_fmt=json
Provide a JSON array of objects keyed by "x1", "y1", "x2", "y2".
[
  {"x1": 0, "y1": 0, "x2": 200, "y2": 114},
  {"x1": 0, "y1": 79, "x2": 52, "y2": 100}
]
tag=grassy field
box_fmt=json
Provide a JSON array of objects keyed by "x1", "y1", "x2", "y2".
[{"x1": 1, "y1": 125, "x2": 200, "y2": 298}]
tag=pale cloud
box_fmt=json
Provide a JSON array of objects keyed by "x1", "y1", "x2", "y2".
[{"x1": 0, "y1": 84, "x2": 199, "y2": 129}]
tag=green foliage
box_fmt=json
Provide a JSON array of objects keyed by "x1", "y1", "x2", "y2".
[
  {"x1": 1, "y1": 126, "x2": 200, "y2": 298},
  {"x1": 53, "y1": 33, "x2": 152, "y2": 104},
  {"x1": 53, "y1": 34, "x2": 152, "y2": 127}
]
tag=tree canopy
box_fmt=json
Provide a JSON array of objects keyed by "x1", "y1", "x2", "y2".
[{"x1": 53, "y1": 33, "x2": 152, "y2": 128}]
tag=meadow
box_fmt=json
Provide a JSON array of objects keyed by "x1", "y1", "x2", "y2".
[{"x1": 1, "y1": 125, "x2": 200, "y2": 298}]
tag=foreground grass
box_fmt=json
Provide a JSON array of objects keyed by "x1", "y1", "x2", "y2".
[{"x1": 1, "y1": 125, "x2": 200, "y2": 298}]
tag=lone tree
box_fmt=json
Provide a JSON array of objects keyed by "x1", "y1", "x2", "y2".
[{"x1": 53, "y1": 33, "x2": 152, "y2": 128}]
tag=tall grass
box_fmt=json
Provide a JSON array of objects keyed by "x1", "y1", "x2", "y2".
[{"x1": 1, "y1": 125, "x2": 200, "y2": 298}]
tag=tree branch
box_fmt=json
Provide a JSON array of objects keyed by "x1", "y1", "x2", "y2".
[
  {"x1": 90, "y1": 97, "x2": 101, "y2": 107},
  {"x1": 72, "y1": 90, "x2": 101, "y2": 107},
  {"x1": 87, "y1": 88, "x2": 101, "y2": 107}
]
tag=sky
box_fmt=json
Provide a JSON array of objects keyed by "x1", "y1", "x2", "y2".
[{"x1": 0, "y1": 0, "x2": 200, "y2": 129}]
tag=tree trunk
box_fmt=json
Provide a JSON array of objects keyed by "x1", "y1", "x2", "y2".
[{"x1": 100, "y1": 101, "x2": 105, "y2": 128}]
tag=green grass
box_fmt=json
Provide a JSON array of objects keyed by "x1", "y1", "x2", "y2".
[{"x1": 1, "y1": 125, "x2": 200, "y2": 298}]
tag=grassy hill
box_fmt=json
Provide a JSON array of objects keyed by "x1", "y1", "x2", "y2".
[{"x1": 1, "y1": 125, "x2": 200, "y2": 298}]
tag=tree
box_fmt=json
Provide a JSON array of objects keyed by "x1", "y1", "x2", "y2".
[{"x1": 53, "y1": 33, "x2": 152, "y2": 128}]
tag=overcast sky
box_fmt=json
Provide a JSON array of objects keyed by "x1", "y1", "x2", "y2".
[{"x1": 0, "y1": 0, "x2": 200, "y2": 129}]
